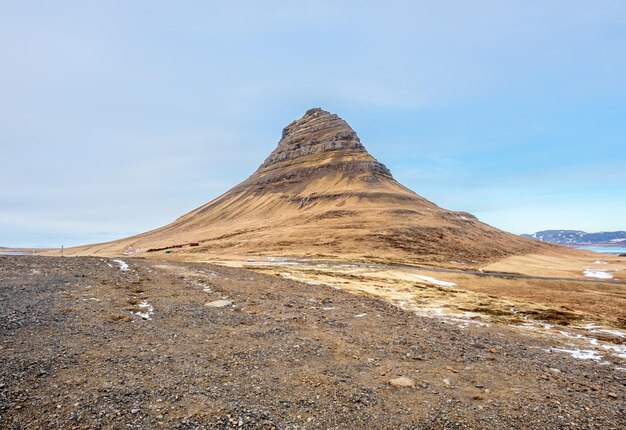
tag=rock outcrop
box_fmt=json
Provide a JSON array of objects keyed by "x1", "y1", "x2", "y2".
[
  {"x1": 261, "y1": 108, "x2": 370, "y2": 168},
  {"x1": 236, "y1": 108, "x2": 391, "y2": 192}
]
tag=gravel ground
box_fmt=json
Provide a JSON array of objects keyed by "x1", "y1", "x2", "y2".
[{"x1": 0, "y1": 255, "x2": 624, "y2": 429}]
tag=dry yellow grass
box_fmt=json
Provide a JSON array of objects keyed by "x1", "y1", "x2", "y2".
[
  {"x1": 225, "y1": 260, "x2": 626, "y2": 329},
  {"x1": 485, "y1": 247, "x2": 626, "y2": 281}
]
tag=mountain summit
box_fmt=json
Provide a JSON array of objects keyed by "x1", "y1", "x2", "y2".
[
  {"x1": 233, "y1": 108, "x2": 392, "y2": 194},
  {"x1": 258, "y1": 107, "x2": 390, "y2": 174},
  {"x1": 73, "y1": 108, "x2": 545, "y2": 266}
]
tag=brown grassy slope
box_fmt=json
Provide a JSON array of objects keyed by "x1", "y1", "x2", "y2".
[
  {"x1": 64, "y1": 108, "x2": 549, "y2": 268},
  {"x1": 484, "y1": 246, "x2": 626, "y2": 281}
]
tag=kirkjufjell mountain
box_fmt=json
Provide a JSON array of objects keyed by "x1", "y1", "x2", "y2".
[{"x1": 68, "y1": 108, "x2": 548, "y2": 266}]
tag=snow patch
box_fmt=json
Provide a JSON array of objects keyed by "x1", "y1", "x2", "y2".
[
  {"x1": 135, "y1": 300, "x2": 154, "y2": 320},
  {"x1": 545, "y1": 347, "x2": 603, "y2": 361},
  {"x1": 522, "y1": 321, "x2": 626, "y2": 364},
  {"x1": 582, "y1": 268, "x2": 612, "y2": 279},
  {"x1": 600, "y1": 344, "x2": 626, "y2": 359},
  {"x1": 413, "y1": 307, "x2": 488, "y2": 328},
  {"x1": 194, "y1": 282, "x2": 213, "y2": 293},
  {"x1": 580, "y1": 324, "x2": 625, "y2": 339},
  {"x1": 411, "y1": 274, "x2": 456, "y2": 287},
  {"x1": 111, "y1": 259, "x2": 129, "y2": 271}
]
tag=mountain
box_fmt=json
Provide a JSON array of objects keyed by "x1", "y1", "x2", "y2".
[
  {"x1": 69, "y1": 108, "x2": 547, "y2": 267},
  {"x1": 523, "y1": 230, "x2": 626, "y2": 247}
]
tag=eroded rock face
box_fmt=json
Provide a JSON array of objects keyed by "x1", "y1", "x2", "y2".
[
  {"x1": 240, "y1": 108, "x2": 391, "y2": 191},
  {"x1": 262, "y1": 109, "x2": 391, "y2": 174},
  {"x1": 260, "y1": 108, "x2": 366, "y2": 168}
]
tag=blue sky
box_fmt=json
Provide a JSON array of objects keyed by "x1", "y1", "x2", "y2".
[{"x1": 1, "y1": 1, "x2": 625, "y2": 247}]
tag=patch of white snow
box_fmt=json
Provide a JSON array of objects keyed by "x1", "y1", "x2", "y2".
[
  {"x1": 111, "y1": 259, "x2": 129, "y2": 271},
  {"x1": 582, "y1": 268, "x2": 612, "y2": 279},
  {"x1": 545, "y1": 347, "x2": 603, "y2": 361},
  {"x1": 135, "y1": 300, "x2": 154, "y2": 320},
  {"x1": 411, "y1": 274, "x2": 456, "y2": 287}
]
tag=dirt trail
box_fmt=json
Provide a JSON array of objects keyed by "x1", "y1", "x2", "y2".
[{"x1": 0, "y1": 256, "x2": 624, "y2": 429}]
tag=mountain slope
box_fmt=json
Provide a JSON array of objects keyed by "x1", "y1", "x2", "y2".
[{"x1": 69, "y1": 108, "x2": 548, "y2": 267}]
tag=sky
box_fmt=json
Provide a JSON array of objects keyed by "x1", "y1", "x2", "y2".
[{"x1": 1, "y1": 1, "x2": 625, "y2": 248}]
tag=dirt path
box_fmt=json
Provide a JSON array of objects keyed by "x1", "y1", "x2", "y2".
[{"x1": 0, "y1": 256, "x2": 624, "y2": 429}]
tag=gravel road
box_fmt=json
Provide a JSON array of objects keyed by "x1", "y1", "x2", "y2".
[{"x1": 0, "y1": 256, "x2": 624, "y2": 429}]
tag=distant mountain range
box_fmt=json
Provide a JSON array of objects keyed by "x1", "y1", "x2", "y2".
[{"x1": 522, "y1": 230, "x2": 626, "y2": 247}]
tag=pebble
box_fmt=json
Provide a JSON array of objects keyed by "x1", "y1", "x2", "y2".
[
  {"x1": 204, "y1": 299, "x2": 233, "y2": 308},
  {"x1": 389, "y1": 377, "x2": 415, "y2": 387}
]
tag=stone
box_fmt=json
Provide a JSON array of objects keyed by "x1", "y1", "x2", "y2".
[
  {"x1": 204, "y1": 299, "x2": 233, "y2": 308},
  {"x1": 389, "y1": 377, "x2": 415, "y2": 387}
]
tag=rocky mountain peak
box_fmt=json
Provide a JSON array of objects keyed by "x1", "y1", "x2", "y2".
[{"x1": 260, "y1": 108, "x2": 367, "y2": 169}]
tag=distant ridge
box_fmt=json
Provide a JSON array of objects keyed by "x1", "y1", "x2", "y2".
[
  {"x1": 523, "y1": 230, "x2": 626, "y2": 247},
  {"x1": 68, "y1": 108, "x2": 548, "y2": 267}
]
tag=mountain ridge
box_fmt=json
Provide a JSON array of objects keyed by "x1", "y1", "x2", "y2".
[{"x1": 523, "y1": 230, "x2": 626, "y2": 247}]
